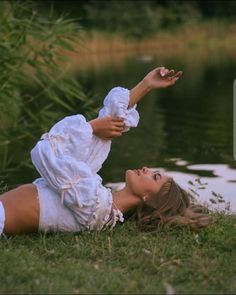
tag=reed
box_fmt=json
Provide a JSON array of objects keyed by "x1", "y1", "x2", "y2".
[{"x1": 0, "y1": 1, "x2": 97, "y2": 184}]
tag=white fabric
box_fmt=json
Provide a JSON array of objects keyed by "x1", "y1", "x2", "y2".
[
  {"x1": 34, "y1": 177, "x2": 83, "y2": 232},
  {"x1": 98, "y1": 87, "x2": 139, "y2": 131},
  {"x1": 105, "y1": 208, "x2": 125, "y2": 230},
  {"x1": 0, "y1": 201, "x2": 5, "y2": 235},
  {"x1": 31, "y1": 87, "x2": 139, "y2": 231}
]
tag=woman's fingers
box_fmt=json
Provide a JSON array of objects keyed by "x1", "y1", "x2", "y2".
[
  {"x1": 112, "y1": 117, "x2": 124, "y2": 122},
  {"x1": 114, "y1": 123, "x2": 125, "y2": 130},
  {"x1": 112, "y1": 131, "x2": 122, "y2": 137},
  {"x1": 113, "y1": 119, "x2": 125, "y2": 125},
  {"x1": 106, "y1": 130, "x2": 123, "y2": 140},
  {"x1": 170, "y1": 76, "x2": 182, "y2": 85},
  {"x1": 163, "y1": 69, "x2": 175, "y2": 77},
  {"x1": 112, "y1": 124, "x2": 125, "y2": 132},
  {"x1": 164, "y1": 70, "x2": 182, "y2": 79},
  {"x1": 111, "y1": 117, "x2": 125, "y2": 129},
  {"x1": 175, "y1": 70, "x2": 183, "y2": 77},
  {"x1": 172, "y1": 71, "x2": 183, "y2": 83},
  {"x1": 159, "y1": 68, "x2": 182, "y2": 79},
  {"x1": 171, "y1": 71, "x2": 183, "y2": 79},
  {"x1": 110, "y1": 119, "x2": 124, "y2": 136},
  {"x1": 166, "y1": 71, "x2": 183, "y2": 85},
  {"x1": 160, "y1": 68, "x2": 169, "y2": 77}
]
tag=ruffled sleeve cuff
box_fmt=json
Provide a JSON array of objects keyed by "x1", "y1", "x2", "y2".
[
  {"x1": 104, "y1": 208, "x2": 124, "y2": 230},
  {"x1": 98, "y1": 87, "x2": 140, "y2": 132}
]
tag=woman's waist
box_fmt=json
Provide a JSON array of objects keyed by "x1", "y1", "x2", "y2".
[{"x1": 33, "y1": 177, "x2": 113, "y2": 231}]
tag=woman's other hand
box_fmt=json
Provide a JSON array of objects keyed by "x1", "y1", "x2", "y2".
[
  {"x1": 89, "y1": 116, "x2": 125, "y2": 140},
  {"x1": 143, "y1": 66, "x2": 183, "y2": 90}
]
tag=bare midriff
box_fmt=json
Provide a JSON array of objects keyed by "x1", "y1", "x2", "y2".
[{"x1": 0, "y1": 184, "x2": 40, "y2": 235}]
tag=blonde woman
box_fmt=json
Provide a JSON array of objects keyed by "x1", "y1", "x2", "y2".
[{"x1": 0, "y1": 66, "x2": 210, "y2": 236}]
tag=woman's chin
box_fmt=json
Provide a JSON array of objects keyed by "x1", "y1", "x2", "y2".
[
  {"x1": 125, "y1": 169, "x2": 132, "y2": 181},
  {"x1": 126, "y1": 169, "x2": 134, "y2": 176}
]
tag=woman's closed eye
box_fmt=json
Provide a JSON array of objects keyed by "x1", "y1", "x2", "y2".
[{"x1": 153, "y1": 172, "x2": 161, "y2": 180}]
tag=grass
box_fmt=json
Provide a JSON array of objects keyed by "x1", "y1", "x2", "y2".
[
  {"x1": 0, "y1": 213, "x2": 235, "y2": 294},
  {"x1": 0, "y1": 10, "x2": 235, "y2": 293}
]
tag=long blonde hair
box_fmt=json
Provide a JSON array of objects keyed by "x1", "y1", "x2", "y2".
[{"x1": 130, "y1": 178, "x2": 211, "y2": 232}]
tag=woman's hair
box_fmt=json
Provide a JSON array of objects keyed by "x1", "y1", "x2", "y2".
[{"x1": 129, "y1": 178, "x2": 211, "y2": 232}]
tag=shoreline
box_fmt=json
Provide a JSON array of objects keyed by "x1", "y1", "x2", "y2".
[{"x1": 60, "y1": 21, "x2": 236, "y2": 72}]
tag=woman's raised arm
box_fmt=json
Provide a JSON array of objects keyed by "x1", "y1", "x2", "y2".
[
  {"x1": 129, "y1": 67, "x2": 183, "y2": 108},
  {"x1": 89, "y1": 66, "x2": 183, "y2": 140}
]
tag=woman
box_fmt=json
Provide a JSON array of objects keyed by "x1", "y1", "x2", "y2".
[{"x1": 0, "y1": 67, "x2": 210, "y2": 236}]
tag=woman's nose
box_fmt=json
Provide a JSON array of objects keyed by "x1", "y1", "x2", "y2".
[{"x1": 142, "y1": 167, "x2": 149, "y2": 173}]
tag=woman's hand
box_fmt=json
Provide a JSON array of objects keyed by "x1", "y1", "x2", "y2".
[
  {"x1": 129, "y1": 66, "x2": 183, "y2": 107},
  {"x1": 143, "y1": 66, "x2": 183, "y2": 90},
  {"x1": 89, "y1": 116, "x2": 125, "y2": 140}
]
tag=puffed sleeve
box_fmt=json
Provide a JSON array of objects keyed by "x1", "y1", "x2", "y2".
[
  {"x1": 98, "y1": 87, "x2": 140, "y2": 132},
  {"x1": 31, "y1": 114, "x2": 99, "y2": 208},
  {"x1": 41, "y1": 114, "x2": 93, "y2": 162}
]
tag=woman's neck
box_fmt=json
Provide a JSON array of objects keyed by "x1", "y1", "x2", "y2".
[{"x1": 112, "y1": 187, "x2": 142, "y2": 213}]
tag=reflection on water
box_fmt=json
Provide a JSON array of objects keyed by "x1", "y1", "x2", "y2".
[
  {"x1": 106, "y1": 162, "x2": 236, "y2": 212},
  {"x1": 166, "y1": 163, "x2": 236, "y2": 212}
]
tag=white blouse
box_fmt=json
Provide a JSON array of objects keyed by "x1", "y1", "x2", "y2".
[{"x1": 31, "y1": 87, "x2": 140, "y2": 231}]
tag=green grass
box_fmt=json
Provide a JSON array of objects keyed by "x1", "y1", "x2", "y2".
[{"x1": 0, "y1": 213, "x2": 235, "y2": 294}]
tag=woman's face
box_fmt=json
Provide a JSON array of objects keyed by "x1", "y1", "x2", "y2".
[{"x1": 125, "y1": 167, "x2": 171, "y2": 198}]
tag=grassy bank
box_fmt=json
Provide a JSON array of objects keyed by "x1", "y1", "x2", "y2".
[
  {"x1": 63, "y1": 20, "x2": 236, "y2": 72},
  {"x1": 0, "y1": 213, "x2": 235, "y2": 294}
]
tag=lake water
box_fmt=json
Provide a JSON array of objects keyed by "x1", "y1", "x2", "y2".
[
  {"x1": 1, "y1": 49, "x2": 236, "y2": 212},
  {"x1": 76, "y1": 50, "x2": 236, "y2": 212}
]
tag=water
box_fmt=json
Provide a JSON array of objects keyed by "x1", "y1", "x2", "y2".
[
  {"x1": 1, "y1": 49, "x2": 236, "y2": 212},
  {"x1": 77, "y1": 51, "x2": 236, "y2": 212}
]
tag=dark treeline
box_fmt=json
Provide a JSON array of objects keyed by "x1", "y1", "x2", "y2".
[
  {"x1": 41, "y1": 0, "x2": 236, "y2": 18},
  {"x1": 36, "y1": 0, "x2": 236, "y2": 38}
]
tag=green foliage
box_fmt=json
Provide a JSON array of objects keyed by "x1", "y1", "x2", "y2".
[
  {"x1": 83, "y1": 0, "x2": 201, "y2": 39},
  {"x1": 0, "y1": 1, "x2": 97, "y2": 181},
  {"x1": 44, "y1": 0, "x2": 236, "y2": 39}
]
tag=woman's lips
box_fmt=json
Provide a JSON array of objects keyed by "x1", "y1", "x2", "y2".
[{"x1": 134, "y1": 169, "x2": 140, "y2": 175}]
